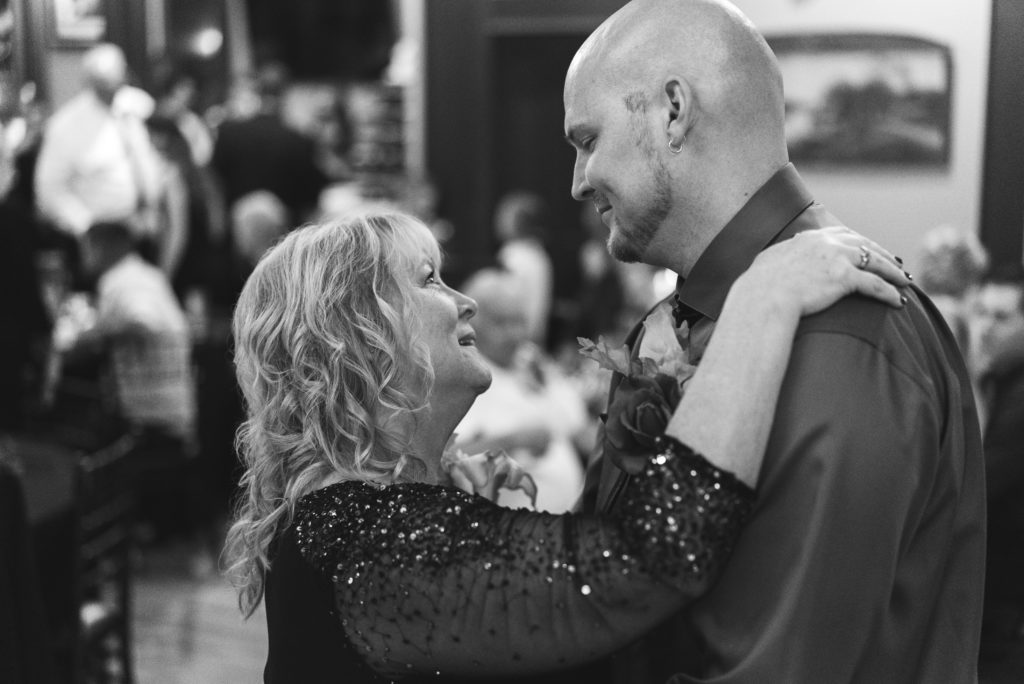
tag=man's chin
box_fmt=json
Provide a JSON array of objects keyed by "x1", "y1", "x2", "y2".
[{"x1": 607, "y1": 231, "x2": 644, "y2": 263}]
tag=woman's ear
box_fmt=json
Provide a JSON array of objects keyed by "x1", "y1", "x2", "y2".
[{"x1": 664, "y1": 78, "x2": 697, "y2": 149}]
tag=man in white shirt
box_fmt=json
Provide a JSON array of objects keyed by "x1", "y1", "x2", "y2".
[
  {"x1": 78, "y1": 221, "x2": 196, "y2": 440},
  {"x1": 34, "y1": 43, "x2": 160, "y2": 239}
]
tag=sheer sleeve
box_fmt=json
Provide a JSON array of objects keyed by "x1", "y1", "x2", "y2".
[{"x1": 293, "y1": 443, "x2": 751, "y2": 679}]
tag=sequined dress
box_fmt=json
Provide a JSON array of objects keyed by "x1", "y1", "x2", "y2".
[{"x1": 263, "y1": 445, "x2": 752, "y2": 683}]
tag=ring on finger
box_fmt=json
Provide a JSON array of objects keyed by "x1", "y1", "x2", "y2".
[{"x1": 857, "y1": 245, "x2": 871, "y2": 270}]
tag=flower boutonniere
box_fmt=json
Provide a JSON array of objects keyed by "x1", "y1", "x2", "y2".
[
  {"x1": 440, "y1": 434, "x2": 539, "y2": 507},
  {"x1": 578, "y1": 303, "x2": 697, "y2": 473}
]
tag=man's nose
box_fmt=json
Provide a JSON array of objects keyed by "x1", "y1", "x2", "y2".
[{"x1": 571, "y1": 166, "x2": 593, "y2": 201}]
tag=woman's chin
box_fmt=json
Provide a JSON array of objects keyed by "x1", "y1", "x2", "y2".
[{"x1": 471, "y1": 365, "x2": 493, "y2": 394}]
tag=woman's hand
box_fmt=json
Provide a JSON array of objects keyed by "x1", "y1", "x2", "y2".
[
  {"x1": 442, "y1": 445, "x2": 539, "y2": 507},
  {"x1": 735, "y1": 226, "x2": 911, "y2": 321},
  {"x1": 670, "y1": 226, "x2": 911, "y2": 487}
]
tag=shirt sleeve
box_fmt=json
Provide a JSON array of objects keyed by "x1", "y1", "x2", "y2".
[
  {"x1": 682, "y1": 330, "x2": 941, "y2": 682},
  {"x1": 294, "y1": 446, "x2": 752, "y2": 679}
]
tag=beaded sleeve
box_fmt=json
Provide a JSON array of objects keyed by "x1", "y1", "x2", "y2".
[{"x1": 293, "y1": 441, "x2": 752, "y2": 679}]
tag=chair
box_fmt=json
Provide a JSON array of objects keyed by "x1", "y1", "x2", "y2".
[
  {"x1": 73, "y1": 433, "x2": 138, "y2": 684},
  {"x1": 0, "y1": 455, "x2": 60, "y2": 684}
]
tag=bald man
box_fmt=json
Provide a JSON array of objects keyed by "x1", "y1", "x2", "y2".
[
  {"x1": 565, "y1": 1, "x2": 985, "y2": 682},
  {"x1": 35, "y1": 43, "x2": 161, "y2": 238}
]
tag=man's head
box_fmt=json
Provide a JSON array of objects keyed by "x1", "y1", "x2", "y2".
[
  {"x1": 151, "y1": 58, "x2": 199, "y2": 117},
  {"x1": 494, "y1": 191, "x2": 548, "y2": 244},
  {"x1": 460, "y1": 268, "x2": 531, "y2": 369},
  {"x1": 974, "y1": 272, "x2": 1024, "y2": 367},
  {"x1": 231, "y1": 191, "x2": 290, "y2": 268},
  {"x1": 563, "y1": 0, "x2": 788, "y2": 273},
  {"x1": 82, "y1": 43, "x2": 127, "y2": 106}
]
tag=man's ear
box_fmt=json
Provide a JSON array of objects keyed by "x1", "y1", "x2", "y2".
[{"x1": 664, "y1": 78, "x2": 697, "y2": 147}]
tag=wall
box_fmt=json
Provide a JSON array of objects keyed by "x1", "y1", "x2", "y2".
[{"x1": 732, "y1": 0, "x2": 992, "y2": 271}]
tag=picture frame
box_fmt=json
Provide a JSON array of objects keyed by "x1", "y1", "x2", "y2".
[
  {"x1": 766, "y1": 33, "x2": 953, "y2": 167},
  {"x1": 50, "y1": 0, "x2": 106, "y2": 47},
  {"x1": 0, "y1": 0, "x2": 22, "y2": 118}
]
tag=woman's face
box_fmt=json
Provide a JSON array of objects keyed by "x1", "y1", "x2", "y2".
[{"x1": 405, "y1": 249, "x2": 492, "y2": 402}]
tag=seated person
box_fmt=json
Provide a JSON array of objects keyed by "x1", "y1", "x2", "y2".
[
  {"x1": 972, "y1": 271, "x2": 1024, "y2": 661},
  {"x1": 456, "y1": 268, "x2": 588, "y2": 512},
  {"x1": 75, "y1": 221, "x2": 196, "y2": 441},
  {"x1": 73, "y1": 222, "x2": 197, "y2": 537}
]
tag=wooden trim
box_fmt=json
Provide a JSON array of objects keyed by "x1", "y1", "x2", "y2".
[{"x1": 979, "y1": 0, "x2": 1024, "y2": 269}]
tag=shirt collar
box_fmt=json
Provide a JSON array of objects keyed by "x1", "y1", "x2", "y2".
[{"x1": 676, "y1": 163, "x2": 814, "y2": 322}]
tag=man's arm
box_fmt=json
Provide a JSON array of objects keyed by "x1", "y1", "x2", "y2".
[{"x1": 683, "y1": 328, "x2": 940, "y2": 682}]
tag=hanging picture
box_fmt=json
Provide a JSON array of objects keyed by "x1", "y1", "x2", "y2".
[{"x1": 766, "y1": 34, "x2": 953, "y2": 166}]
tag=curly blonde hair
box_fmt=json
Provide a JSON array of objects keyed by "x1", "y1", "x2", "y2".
[{"x1": 224, "y1": 213, "x2": 439, "y2": 616}]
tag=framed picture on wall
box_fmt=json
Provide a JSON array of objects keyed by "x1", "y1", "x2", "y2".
[
  {"x1": 766, "y1": 34, "x2": 953, "y2": 167},
  {"x1": 50, "y1": 0, "x2": 106, "y2": 46}
]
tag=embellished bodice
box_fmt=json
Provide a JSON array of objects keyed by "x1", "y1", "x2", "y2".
[{"x1": 265, "y1": 447, "x2": 752, "y2": 682}]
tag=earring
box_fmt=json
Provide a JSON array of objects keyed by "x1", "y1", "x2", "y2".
[{"x1": 668, "y1": 135, "x2": 685, "y2": 154}]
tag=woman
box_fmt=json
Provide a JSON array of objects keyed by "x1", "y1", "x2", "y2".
[{"x1": 224, "y1": 213, "x2": 908, "y2": 682}]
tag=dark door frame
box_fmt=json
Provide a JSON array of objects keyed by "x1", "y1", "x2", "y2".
[{"x1": 979, "y1": 0, "x2": 1024, "y2": 273}]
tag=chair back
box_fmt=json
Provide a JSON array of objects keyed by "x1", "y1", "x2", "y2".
[
  {"x1": 0, "y1": 456, "x2": 60, "y2": 684},
  {"x1": 74, "y1": 432, "x2": 137, "y2": 684}
]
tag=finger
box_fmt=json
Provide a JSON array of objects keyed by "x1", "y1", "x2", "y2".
[
  {"x1": 826, "y1": 229, "x2": 901, "y2": 269},
  {"x1": 849, "y1": 268, "x2": 905, "y2": 308},
  {"x1": 853, "y1": 236, "x2": 900, "y2": 269},
  {"x1": 853, "y1": 245, "x2": 909, "y2": 287},
  {"x1": 449, "y1": 468, "x2": 475, "y2": 494},
  {"x1": 460, "y1": 454, "x2": 493, "y2": 489}
]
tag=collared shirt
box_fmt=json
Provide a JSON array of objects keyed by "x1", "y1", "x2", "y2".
[
  {"x1": 96, "y1": 254, "x2": 195, "y2": 438},
  {"x1": 592, "y1": 164, "x2": 986, "y2": 683},
  {"x1": 35, "y1": 90, "x2": 161, "y2": 236}
]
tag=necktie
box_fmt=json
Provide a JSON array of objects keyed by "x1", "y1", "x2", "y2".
[
  {"x1": 672, "y1": 289, "x2": 702, "y2": 328},
  {"x1": 115, "y1": 114, "x2": 148, "y2": 215}
]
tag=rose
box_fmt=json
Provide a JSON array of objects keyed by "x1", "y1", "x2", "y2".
[
  {"x1": 578, "y1": 301, "x2": 696, "y2": 473},
  {"x1": 604, "y1": 372, "x2": 682, "y2": 474}
]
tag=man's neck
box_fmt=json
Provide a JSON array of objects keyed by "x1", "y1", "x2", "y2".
[{"x1": 648, "y1": 163, "x2": 788, "y2": 277}]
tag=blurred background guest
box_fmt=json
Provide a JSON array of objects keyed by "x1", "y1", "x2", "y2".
[
  {"x1": 0, "y1": 125, "x2": 51, "y2": 433},
  {"x1": 34, "y1": 44, "x2": 161, "y2": 251},
  {"x1": 150, "y1": 57, "x2": 215, "y2": 172},
  {"x1": 915, "y1": 224, "x2": 990, "y2": 355},
  {"x1": 456, "y1": 268, "x2": 588, "y2": 512},
  {"x1": 210, "y1": 61, "x2": 327, "y2": 231},
  {"x1": 68, "y1": 221, "x2": 198, "y2": 542},
  {"x1": 973, "y1": 268, "x2": 1024, "y2": 666},
  {"x1": 144, "y1": 115, "x2": 191, "y2": 280},
  {"x1": 493, "y1": 190, "x2": 554, "y2": 347}
]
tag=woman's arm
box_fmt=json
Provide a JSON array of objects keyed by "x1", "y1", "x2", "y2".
[
  {"x1": 667, "y1": 227, "x2": 909, "y2": 487},
  {"x1": 296, "y1": 446, "x2": 748, "y2": 680}
]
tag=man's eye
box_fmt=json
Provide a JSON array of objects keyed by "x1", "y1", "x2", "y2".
[{"x1": 583, "y1": 137, "x2": 596, "y2": 151}]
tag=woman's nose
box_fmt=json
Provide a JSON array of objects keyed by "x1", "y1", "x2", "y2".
[{"x1": 454, "y1": 290, "x2": 477, "y2": 318}]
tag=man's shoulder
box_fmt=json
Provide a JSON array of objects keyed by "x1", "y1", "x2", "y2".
[
  {"x1": 790, "y1": 287, "x2": 967, "y2": 402},
  {"x1": 794, "y1": 292, "x2": 892, "y2": 343}
]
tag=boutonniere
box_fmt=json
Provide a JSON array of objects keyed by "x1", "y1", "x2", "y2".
[
  {"x1": 578, "y1": 303, "x2": 697, "y2": 471},
  {"x1": 440, "y1": 434, "x2": 538, "y2": 507}
]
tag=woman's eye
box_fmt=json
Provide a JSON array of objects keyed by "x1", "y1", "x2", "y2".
[{"x1": 424, "y1": 269, "x2": 438, "y2": 285}]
